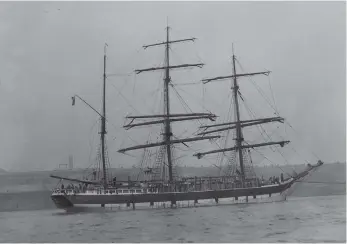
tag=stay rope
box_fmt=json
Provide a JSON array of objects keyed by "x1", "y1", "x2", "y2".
[{"x1": 235, "y1": 58, "x2": 320, "y2": 164}]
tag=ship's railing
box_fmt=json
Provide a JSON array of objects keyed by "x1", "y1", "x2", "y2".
[
  {"x1": 51, "y1": 174, "x2": 288, "y2": 195},
  {"x1": 51, "y1": 187, "x2": 157, "y2": 195},
  {"x1": 52, "y1": 188, "x2": 75, "y2": 194}
]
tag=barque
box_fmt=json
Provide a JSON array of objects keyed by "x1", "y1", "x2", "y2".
[{"x1": 50, "y1": 25, "x2": 324, "y2": 210}]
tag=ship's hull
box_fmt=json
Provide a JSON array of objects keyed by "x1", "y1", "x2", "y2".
[
  {"x1": 58, "y1": 193, "x2": 287, "y2": 212},
  {"x1": 51, "y1": 179, "x2": 294, "y2": 211}
]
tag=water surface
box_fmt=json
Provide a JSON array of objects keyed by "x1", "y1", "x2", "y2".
[{"x1": 0, "y1": 195, "x2": 345, "y2": 242}]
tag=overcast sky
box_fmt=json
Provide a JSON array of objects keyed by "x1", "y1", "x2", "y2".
[{"x1": 0, "y1": 1, "x2": 345, "y2": 171}]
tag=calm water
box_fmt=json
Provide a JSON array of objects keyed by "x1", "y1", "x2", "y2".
[{"x1": 0, "y1": 195, "x2": 345, "y2": 243}]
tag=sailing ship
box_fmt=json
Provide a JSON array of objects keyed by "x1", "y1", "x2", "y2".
[{"x1": 50, "y1": 26, "x2": 324, "y2": 210}]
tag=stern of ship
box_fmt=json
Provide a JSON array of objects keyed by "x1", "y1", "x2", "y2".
[{"x1": 51, "y1": 192, "x2": 74, "y2": 209}]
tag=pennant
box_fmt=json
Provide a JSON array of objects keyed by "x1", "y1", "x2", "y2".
[{"x1": 71, "y1": 96, "x2": 75, "y2": 106}]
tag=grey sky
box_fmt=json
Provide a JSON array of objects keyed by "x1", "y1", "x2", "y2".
[{"x1": 0, "y1": 1, "x2": 345, "y2": 171}]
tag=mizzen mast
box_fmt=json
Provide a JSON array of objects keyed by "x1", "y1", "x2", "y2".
[
  {"x1": 118, "y1": 26, "x2": 219, "y2": 184},
  {"x1": 194, "y1": 47, "x2": 289, "y2": 184},
  {"x1": 101, "y1": 43, "x2": 108, "y2": 190}
]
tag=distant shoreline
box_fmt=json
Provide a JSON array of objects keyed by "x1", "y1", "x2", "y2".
[{"x1": 2, "y1": 161, "x2": 345, "y2": 174}]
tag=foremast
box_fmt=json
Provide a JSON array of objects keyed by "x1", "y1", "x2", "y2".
[
  {"x1": 51, "y1": 44, "x2": 110, "y2": 189},
  {"x1": 118, "y1": 26, "x2": 220, "y2": 185},
  {"x1": 194, "y1": 47, "x2": 289, "y2": 184},
  {"x1": 101, "y1": 44, "x2": 108, "y2": 190}
]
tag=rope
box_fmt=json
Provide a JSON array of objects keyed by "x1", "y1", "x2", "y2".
[
  {"x1": 169, "y1": 27, "x2": 204, "y2": 65},
  {"x1": 284, "y1": 121, "x2": 321, "y2": 161},
  {"x1": 172, "y1": 82, "x2": 201, "y2": 86},
  {"x1": 87, "y1": 118, "x2": 100, "y2": 167},
  {"x1": 107, "y1": 73, "x2": 132, "y2": 77},
  {"x1": 235, "y1": 58, "x2": 279, "y2": 114},
  {"x1": 245, "y1": 141, "x2": 293, "y2": 177},
  {"x1": 239, "y1": 83, "x2": 298, "y2": 174},
  {"x1": 109, "y1": 82, "x2": 140, "y2": 114},
  {"x1": 173, "y1": 85, "x2": 211, "y2": 113},
  {"x1": 296, "y1": 181, "x2": 346, "y2": 185},
  {"x1": 171, "y1": 84, "x2": 206, "y2": 130},
  {"x1": 171, "y1": 83, "x2": 231, "y2": 157},
  {"x1": 268, "y1": 74, "x2": 280, "y2": 115},
  {"x1": 218, "y1": 86, "x2": 236, "y2": 174},
  {"x1": 241, "y1": 92, "x2": 311, "y2": 167},
  {"x1": 240, "y1": 93, "x2": 278, "y2": 153},
  {"x1": 235, "y1": 59, "x2": 318, "y2": 166},
  {"x1": 236, "y1": 58, "x2": 321, "y2": 161},
  {"x1": 175, "y1": 82, "x2": 235, "y2": 162}
]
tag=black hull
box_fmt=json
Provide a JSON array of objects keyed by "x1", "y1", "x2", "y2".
[
  {"x1": 51, "y1": 181, "x2": 293, "y2": 209},
  {"x1": 51, "y1": 162, "x2": 323, "y2": 210}
]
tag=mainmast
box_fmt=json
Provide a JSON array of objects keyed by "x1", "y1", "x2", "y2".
[
  {"x1": 118, "y1": 25, "x2": 220, "y2": 184},
  {"x1": 101, "y1": 43, "x2": 108, "y2": 189},
  {"x1": 164, "y1": 26, "x2": 173, "y2": 182},
  {"x1": 231, "y1": 49, "x2": 245, "y2": 182},
  {"x1": 194, "y1": 47, "x2": 289, "y2": 183}
]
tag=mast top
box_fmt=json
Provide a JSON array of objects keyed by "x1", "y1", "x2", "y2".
[{"x1": 104, "y1": 43, "x2": 108, "y2": 55}]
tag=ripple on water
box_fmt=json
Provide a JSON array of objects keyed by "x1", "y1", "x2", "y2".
[
  {"x1": 48, "y1": 230, "x2": 60, "y2": 235},
  {"x1": 275, "y1": 214, "x2": 287, "y2": 220},
  {"x1": 263, "y1": 231, "x2": 288, "y2": 238},
  {"x1": 203, "y1": 227, "x2": 211, "y2": 234},
  {"x1": 124, "y1": 226, "x2": 138, "y2": 230},
  {"x1": 110, "y1": 237, "x2": 124, "y2": 242},
  {"x1": 75, "y1": 220, "x2": 84, "y2": 225}
]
